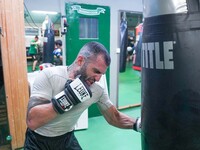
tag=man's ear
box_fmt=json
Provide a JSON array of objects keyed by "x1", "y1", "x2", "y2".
[{"x1": 76, "y1": 55, "x2": 85, "y2": 66}]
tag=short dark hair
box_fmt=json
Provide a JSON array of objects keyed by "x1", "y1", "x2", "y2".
[
  {"x1": 35, "y1": 35, "x2": 38, "y2": 39},
  {"x1": 55, "y1": 40, "x2": 62, "y2": 46},
  {"x1": 79, "y1": 41, "x2": 111, "y2": 66}
]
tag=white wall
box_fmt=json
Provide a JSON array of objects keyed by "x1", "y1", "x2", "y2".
[
  {"x1": 25, "y1": 0, "x2": 143, "y2": 106},
  {"x1": 24, "y1": 0, "x2": 61, "y2": 12}
]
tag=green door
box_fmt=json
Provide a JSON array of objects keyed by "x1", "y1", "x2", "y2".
[{"x1": 65, "y1": 3, "x2": 110, "y2": 117}]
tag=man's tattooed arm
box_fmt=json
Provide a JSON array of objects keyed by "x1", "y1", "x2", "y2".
[{"x1": 27, "y1": 97, "x2": 51, "y2": 113}]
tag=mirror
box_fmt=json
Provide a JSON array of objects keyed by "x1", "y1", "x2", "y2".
[
  {"x1": 24, "y1": 6, "x2": 61, "y2": 73},
  {"x1": 118, "y1": 11, "x2": 143, "y2": 109}
]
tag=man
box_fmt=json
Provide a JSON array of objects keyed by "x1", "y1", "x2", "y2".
[
  {"x1": 28, "y1": 35, "x2": 41, "y2": 71},
  {"x1": 24, "y1": 41, "x2": 141, "y2": 150},
  {"x1": 53, "y1": 40, "x2": 63, "y2": 65}
]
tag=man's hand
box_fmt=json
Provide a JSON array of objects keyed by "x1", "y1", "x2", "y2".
[
  {"x1": 52, "y1": 77, "x2": 92, "y2": 114},
  {"x1": 133, "y1": 117, "x2": 141, "y2": 132}
]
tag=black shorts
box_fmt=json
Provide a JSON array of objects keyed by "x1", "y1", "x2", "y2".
[
  {"x1": 30, "y1": 52, "x2": 42, "y2": 62},
  {"x1": 24, "y1": 128, "x2": 82, "y2": 150},
  {"x1": 127, "y1": 50, "x2": 133, "y2": 55}
]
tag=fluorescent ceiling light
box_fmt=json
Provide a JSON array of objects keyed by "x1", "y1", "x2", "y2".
[{"x1": 32, "y1": 10, "x2": 58, "y2": 15}]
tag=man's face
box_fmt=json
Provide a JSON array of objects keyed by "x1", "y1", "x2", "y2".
[{"x1": 79, "y1": 55, "x2": 108, "y2": 86}]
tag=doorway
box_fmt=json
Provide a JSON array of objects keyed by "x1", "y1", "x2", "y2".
[
  {"x1": 118, "y1": 11, "x2": 143, "y2": 109},
  {"x1": 0, "y1": 33, "x2": 11, "y2": 150}
]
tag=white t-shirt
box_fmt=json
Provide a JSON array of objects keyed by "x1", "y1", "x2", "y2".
[{"x1": 31, "y1": 66, "x2": 112, "y2": 137}]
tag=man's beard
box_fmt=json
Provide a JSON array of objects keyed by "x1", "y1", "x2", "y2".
[{"x1": 74, "y1": 63, "x2": 88, "y2": 81}]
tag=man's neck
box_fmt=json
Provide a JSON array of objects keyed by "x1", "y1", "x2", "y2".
[{"x1": 67, "y1": 64, "x2": 76, "y2": 79}]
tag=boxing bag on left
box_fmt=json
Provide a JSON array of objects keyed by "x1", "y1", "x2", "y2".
[{"x1": 43, "y1": 17, "x2": 55, "y2": 64}]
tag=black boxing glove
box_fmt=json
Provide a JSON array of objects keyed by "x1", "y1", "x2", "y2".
[
  {"x1": 133, "y1": 117, "x2": 141, "y2": 132},
  {"x1": 52, "y1": 77, "x2": 92, "y2": 114}
]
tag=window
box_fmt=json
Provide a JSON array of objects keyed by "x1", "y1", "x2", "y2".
[
  {"x1": 79, "y1": 18, "x2": 98, "y2": 39},
  {"x1": 25, "y1": 27, "x2": 40, "y2": 36}
]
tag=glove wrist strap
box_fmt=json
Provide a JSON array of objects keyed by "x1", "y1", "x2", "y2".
[
  {"x1": 133, "y1": 117, "x2": 139, "y2": 131},
  {"x1": 52, "y1": 98, "x2": 65, "y2": 114}
]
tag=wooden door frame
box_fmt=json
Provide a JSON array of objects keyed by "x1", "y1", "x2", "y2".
[{"x1": 0, "y1": 0, "x2": 29, "y2": 149}]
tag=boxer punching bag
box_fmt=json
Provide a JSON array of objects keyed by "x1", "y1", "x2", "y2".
[
  {"x1": 141, "y1": 0, "x2": 200, "y2": 149},
  {"x1": 43, "y1": 16, "x2": 55, "y2": 63},
  {"x1": 133, "y1": 23, "x2": 143, "y2": 71},
  {"x1": 119, "y1": 12, "x2": 128, "y2": 72}
]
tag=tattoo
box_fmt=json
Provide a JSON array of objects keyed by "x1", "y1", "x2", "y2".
[{"x1": 27, "y1": 97, "x2": 51, "y2": 113}]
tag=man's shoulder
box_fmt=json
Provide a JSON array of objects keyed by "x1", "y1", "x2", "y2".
[
  {"x1": 43, "y1": 65, "x2": 66, "y2": 72},
  {"x1": 42, "y1": 66, "x2": 67, "y2": 77}
]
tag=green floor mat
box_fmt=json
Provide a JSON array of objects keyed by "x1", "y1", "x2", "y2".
[{"x1": 118, "y1": 61, "x2": 141, "y2": 108}]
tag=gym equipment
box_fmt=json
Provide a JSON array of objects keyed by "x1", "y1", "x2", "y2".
[
  {"x1": 43, "y1": 17, "x2": 55, "y2": 63},
  {"x1": 133, "y1": 23, "x2": 143, "y2": 71},
  {"x1": 52, "y1": 77, "x2": 92, "y2": 114},
  {"x1": 142, "y1": 0, "x2": 200, "y2": 149},
  {"x1": 119, "y1": 12, "x2": 128, "y2": 72},
  {"x1": 133, "y1": 117, "x2": 141, "y2": 132}
]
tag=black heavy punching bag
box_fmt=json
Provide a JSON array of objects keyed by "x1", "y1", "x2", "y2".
[
  {"x1": 141, "y1": 0, "x2": 200, "y2": 150},
  {"x1": 119, "y1": 12, "x2": 128, "y2": 72},
  {"x1": 43, "y1": 16, "x2": 55, "y2": 63},
  {"x1": 133, "y1": 23, "x2": 143, "y2": 71}
]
